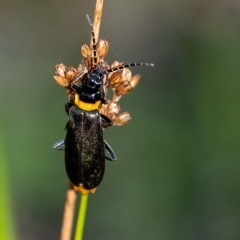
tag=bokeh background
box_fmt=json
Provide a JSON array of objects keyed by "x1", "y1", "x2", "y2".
[{"x1": 1, "y1": 0, "x2": 240, "y2": 239}]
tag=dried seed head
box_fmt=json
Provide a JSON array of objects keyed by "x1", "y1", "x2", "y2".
[
  {"x1": 65, "y1": 69, "x2": 77, "y2": 81},
  {"x1": 99, "y1": 101, "x2": 119, "y2": 118},
  {"x1": 54, "y1": 76, "x2": 69, "y2": 87},
  {"x1": 121, "y1": 68, "x2": 132, "y2": 81},
  {"x1": 98, "y1": 102, "x2": 108, "y2": 116},
  {"x1": 54, "y1": 64, "x2": 78, "y2": 88},
  {"x1": 81, "y1": 44, "x2": 92, "y2": 58},
  {"x1": 108, "y1": 71, "x2": 122, "y2": 88},
  {"x1": 98, "y1": 99, "x2": 132, "y2": 126},
  {"x1": 96, "y1": 40, "x2": 109, "y2": 59},
  {"x1": 110, "y1": 61, "x2": 123, "y2": 68},
  {"x1": 53, "y1": 29, "x2": 148, "y2": 128},
  {"x1": 107, "y1": 102, "x2": 121, "y2": 115},
  {"x1": 114, "y1": 73, "x2": 141, "y2": 95},
  {"x1": 99, "y1": 100, "x2": 130, "y2": 125},
  {"x1": 115, "y1": 80, "x2": 133, "y2": 95},
  {"x1": 55, "y1": 63, "x2": 67, "y2": 77},
  {"x1": 77, "y1": 63, "x2": 84, "y2": 72},
  {"x1": 114, "y1": 112, "x2": 131, "y2": 126},
  {"x1": 130, "y1": 74, "x2": 141, "y2": 88}
]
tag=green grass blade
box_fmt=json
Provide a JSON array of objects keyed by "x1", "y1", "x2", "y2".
[{"x1": 0, "y1": 142, "x2": 17, "y2": 240}]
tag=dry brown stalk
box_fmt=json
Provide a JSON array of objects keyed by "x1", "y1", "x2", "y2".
[
  {"x1": 60, "y1": 183, "x2": 77, "y2": 240},
  {"x1": 60, "y1": 1, "x2": 104, "y2": 240},
  {"x1": 91, "y1": 0, "x2": 104, "y2": 46}
]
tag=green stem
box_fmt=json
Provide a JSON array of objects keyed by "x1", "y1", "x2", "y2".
[{"x1": 74, "y1": 194, "x2": 89, "y2": 240}]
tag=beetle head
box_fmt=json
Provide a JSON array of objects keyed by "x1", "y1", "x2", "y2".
[{"x1": 84, "y1": 66, "x2": 104, "y2": 90}]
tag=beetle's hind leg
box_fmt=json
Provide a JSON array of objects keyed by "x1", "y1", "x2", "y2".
[
  {"x1": 101, "y1": 115, "x2": 116, "y2": 160},
  {"x1": 52, "y1": 138, "x2": 117, "y2": 161},
  {"x1": 104, "y1": 140, "x2": 117, "y2": 161},
  {"x1": 53, "y1": 139, "x2": 65, "y2": 150}
]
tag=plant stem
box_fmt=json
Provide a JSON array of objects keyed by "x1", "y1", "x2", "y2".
[
  {"x1": 74, "y1": 194, "x2": 89, "y2": 240},
  {"x1": 73, "y1": 4, "x2": 104, "y2": 240},
  {"x1": 91, "y1": 0, "x2": 104, "y2": 46},
  {"x1": 60, "y1": 1, "x2": 104, "y2": 239},
  {"x1": 60, "y1": 183, "x2": 77, "y2": 240}
]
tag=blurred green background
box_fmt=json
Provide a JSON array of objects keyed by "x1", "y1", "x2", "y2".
[{"x1": 1, "y1": 0, "x2": 240, "y2": 239}]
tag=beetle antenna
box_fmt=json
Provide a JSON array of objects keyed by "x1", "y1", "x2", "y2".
[
  {"x1": 86, "y1": 14, "x2": 97, "y2": 66},
  {"x1": 107, "y1": 62, "x2": 154, "y2": 73}
]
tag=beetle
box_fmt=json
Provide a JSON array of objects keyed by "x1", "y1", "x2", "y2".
[
  {"x1": 54, "y1": 64, "x2": 118, "y2": 190},
  {"x1": 53, "y1": 15, "x2": 154, "y2": 190}
]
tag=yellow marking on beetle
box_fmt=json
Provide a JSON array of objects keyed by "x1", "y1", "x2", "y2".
[
  {"x1": 73, "y1": 184, "x2": 96, "y2": 194},
  {"x1": 74, "y1": 94, "x2": 101, "y2": 111}
]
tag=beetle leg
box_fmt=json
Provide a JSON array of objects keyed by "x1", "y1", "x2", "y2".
[
  {"x1": 65, "y1": 103, "x2": 74, "y2": 115},
  {"x1": 101, "y1": 114, "x2": 113, "y2": 128},
  {"x1": 53, "y1": 139, "x2": 65, "y2": 150},
  {"x1": 53, "y1": 138, "x2": 117, "y2": 162},
  {"x1": 104, "y1": 139, "x2": 117, "y2": 161}
]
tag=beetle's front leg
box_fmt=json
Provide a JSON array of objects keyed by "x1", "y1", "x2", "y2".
[
  {"x1": 101, "y1": 114, "x2": 113, "y2": 128},
  {"x1": 65, "y1": 103, "x2": 74, "y2": 115}
]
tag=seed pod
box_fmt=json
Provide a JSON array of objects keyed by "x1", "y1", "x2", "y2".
[
  {"x1": 114, "y1": 112, "x2": 131, "y2": 126},
  {"x1": 96, "y1": 40, "x2": 109, "y2": 59},
  {"x1": 65, "y1": 69, "x2": 77, "y2": 81},
  {"x1": 110, "y1": 61, "x2": 123, "y2": 68},
  {"x1": 121, "y1": 68, "x2": 132, "y2": 81},
  {"x1": 107, "y1": 102, "x2": 120, "y2": 116},
  {"x1": 115, "y1": 81, "x2": 132, "y2": 95},
  {"x1": 55, "y1": 64, "x2": 67, "y2": 77},
  {"x1": 77, "y1": 64, "x2": 84, "y2": 72},
  {"x1": 99, "y1": 102, "x2": 108, "y2": 116},
  {"x1": 108, "y1": 71, "x2": 122, "y2": 88},
  {"x1": 130, "y1": 74, "x2": 141, "y2": 88},
  {"x1": 81, "y1": 44, "x2": 92, "y2": 58},
  {"x1": 54, "y1": 76, "x2": 69, "y2": 87}
]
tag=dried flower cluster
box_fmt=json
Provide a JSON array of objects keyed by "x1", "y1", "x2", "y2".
[{"x1": 54, "y1": 39, "x2": 142, "y2": 126}]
